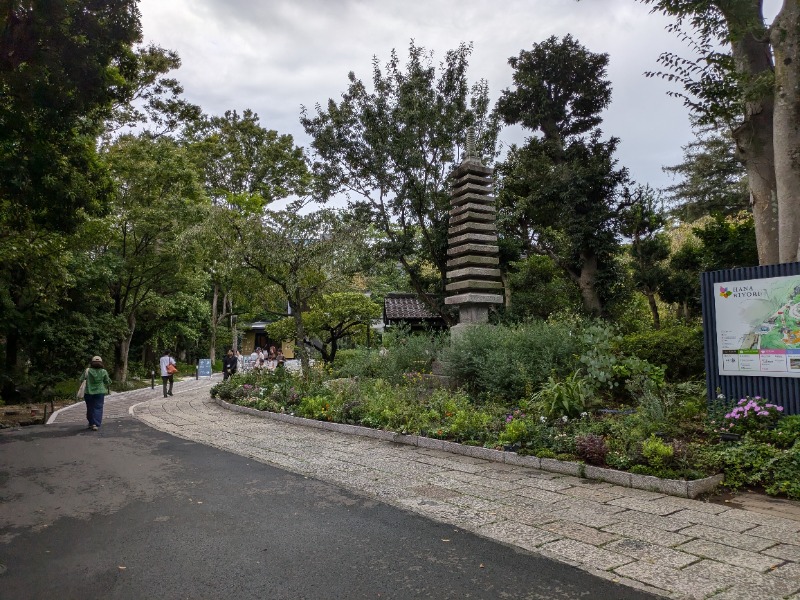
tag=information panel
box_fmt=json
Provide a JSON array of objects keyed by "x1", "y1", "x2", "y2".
[
  {"x1": 198, "y1": 358, "x2": 212, "y2": 378},
  {"x1": 715, "y1": 274, "x2": 800, "y2": 377}
]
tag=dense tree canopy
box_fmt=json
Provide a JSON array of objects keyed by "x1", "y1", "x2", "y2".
[
  {"x1": 301, "y1": 41, "x2": 498, "y2": 326},
  {"x1": 494, "y1": 36, "x2": 630, "y2": 317}
]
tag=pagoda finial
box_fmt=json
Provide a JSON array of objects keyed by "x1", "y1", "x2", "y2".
[{"x1": 466, "y1": 127, "x2": 477, "y2": 160}]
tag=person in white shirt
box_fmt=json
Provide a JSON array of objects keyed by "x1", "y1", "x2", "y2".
[{"x1": 159, "y1": 350, "x2": 176, "y2": 397}]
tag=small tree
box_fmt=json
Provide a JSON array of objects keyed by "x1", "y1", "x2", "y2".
[{"x1": 240, "y1": 208, "x2": 365, "y2": 374}]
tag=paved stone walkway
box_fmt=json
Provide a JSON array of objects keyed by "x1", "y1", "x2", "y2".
[{"x1": 52, "y1": 381, "x2": 800, "y2": 599}]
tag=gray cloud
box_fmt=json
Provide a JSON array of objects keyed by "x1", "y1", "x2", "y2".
[{"x1": 138, "y1": 0, "x2": 740, "y2": 189}]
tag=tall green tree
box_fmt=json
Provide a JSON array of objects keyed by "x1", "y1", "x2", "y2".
[
  {"x1": 240, "y1": 207, "x2": 366, "y2": 373},
  {"x1": 0, "y1": 0, "x2": 141, "y2": 391},
  {"x1": 92, "y1": 134, "x2": 208, "y2": 381},
  {"x1": 619, "y1": 186, "x2": 671, "y2": 329},
  {"x1": 188, "y1": 109, "x2": 310, "y2": 211},
  {"x1": 301, "y1": 41, "x2": 498, "y2": 326},
  {"x1": 663, "y1": 122, "x2": 749, "y2": 221},
  {"x1": 494, "y1": 35, "x2": 630, "y2": 317},
  {"x1": 186, "y1": 109, "x2": 311, "y2": 359},
  {"x1": 643, "y1": 0, "x2": 800, "y2": 264}
]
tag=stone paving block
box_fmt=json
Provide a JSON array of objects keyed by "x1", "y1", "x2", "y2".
[
  {"x1": 559, "y1": 484, "x2": 629, "y2": 503},
  {"x1": 604, "y1": 538, "x2": 699, "y2": 569},
  {"x1": 551, "y1": 496, "x2": 629, "y2": 516},
  {"x1": 395, "y1": 498, "x2": 499, "y2": 530},
  {"x1": 558, "y1": 509, "x2": 624, "y2": 529},
  {"x1": 763, "y1": 544, "x2": 800, "y2": 562},
  {"x1": 496, "y1": 503, "x2": 559, "y2": 526},
  {"x1": 606, "y1": 509, "x2": 693, "y2": 533},
  {"x1": 613, "y1": 561, "x2": 724, "y2": 599},
  {"x1": 517, "y1": 475, "x2": 575, "y2": 492},
  {"x1": 718, "y1": 507, "x2": 800, "y2": 531},
  {"x1": 478, "y1": 520, "x2": 561, "y2": 551},
  {"x1": 609, "y1": 496, "x2": 686, "y2": 516},
  {"x1": 676, "y1": 539, "x2": 783, "y2": 572},
  {"x1": 539, "y1": 520, "x2": 621, "y2": 546},
  {"x1": 668, "y1": 508, "x2": 757, "y2": 532},
  {"x1": 707, "y1": 583, "x2": 796, "y2": 600},
  {"x1": 601, "y1": 521, "x2": 692, "y2": 548},
  {"x1": 679, "y1": 524, "x2": 778, "y2": 552},
  {"x1": 539, "y1": 539, "x2": 634, "y2": 571},
  {"x1": 745, "y1": 524, "x2": 800, "y2": 545},
  {"x1": 582, "y1": 465, "x2": 631, "y2": 487},
  {"x1": 647, "y1": 497, "x2": 730, "y2": 515},
  {"x1": 447, "y1": 471, "x2": 524, "y2": 492},
  {"x1": 512, "y1": 486, "x2": 566, "y2": 505},
  {"x1": 681, "y1": 560, "x2": 800, "y2": 598},
  {"x1": 774, "y1": 562, "x2": 800, "y2": 581},
  {"x1": 608, "y1": 487, "x2": 667, "y2": 501},
  {"x1": 539, "y1": 457, "x2": 582, "y2": 476}
]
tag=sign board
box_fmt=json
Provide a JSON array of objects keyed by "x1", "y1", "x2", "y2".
[
  {"x1": 715, "y1": 274, "x2": 800, "y2": 377},
  {"x1": 198, "y1": 358, "x2": 212, "y2": 378}
]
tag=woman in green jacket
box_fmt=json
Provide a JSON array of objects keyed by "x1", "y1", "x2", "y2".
[{"x1": 80, "y1": 355, "x2": 112, "y2": 431}]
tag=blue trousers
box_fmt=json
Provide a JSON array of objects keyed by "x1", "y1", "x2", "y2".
[{"x1": 84, "y1": 394, "x2": 105, "y2": 427}]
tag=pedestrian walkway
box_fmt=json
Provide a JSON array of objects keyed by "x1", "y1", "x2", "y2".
[{"x1": 52, "y1": 383, "x2": 800, "y2": 599}]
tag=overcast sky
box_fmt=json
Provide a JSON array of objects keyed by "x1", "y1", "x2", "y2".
[{"x1": 137, "y1": 0, "x2": 781, "y2": 193}]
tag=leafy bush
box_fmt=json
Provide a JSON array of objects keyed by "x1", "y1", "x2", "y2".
[
  {"x1": 532, "y1": 372, "x2": 596, "y2": 419},
  {"x1": 619, "y1": 324, "x2": 704, "y2": 381},
  {"x1": 642, "y1": 435, "x2": 674, "y2": 469},
  {"x1": 576, "y1": 434, "x2": 608, "y2": 465},
  {"x1": 764, "y1": 445, "x2": 800, "y2": 500},
  {"x1": 442, "y1": 321, "x2": 580, "y2": 402}
]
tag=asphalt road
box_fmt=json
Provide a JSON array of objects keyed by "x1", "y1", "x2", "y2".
[{"x1": 0, "y1": 418, "x2": 658, "y2": 600}]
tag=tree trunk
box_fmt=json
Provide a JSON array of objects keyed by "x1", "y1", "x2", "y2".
[
  {"x1": 209, "y1": 282, "x2": 219, "y2": 363},
  {"x1": 229, "y1": 296, "x2": 238, "y2": 352},
  {"x1": 771, "y1": 0, "x2": 800, "y2": 263},
  {"x1": 722, "y1": 2, "x2": 780, "y2": 265},
  {"x1": 500, "y1": 270, "x2": 512, "y2": 308},
  {"x1": 646, "y1": 292, "x2": 661, "y2": 330},
  {"x1": 577, "y1": 250, "x2": 603, "y2": 317},
  {"x1": 291, "y1": 301, "x2": 310, "y2": 376},
  {"x1": 114, "y1": 313, "x2": 135, "y2": 383}
]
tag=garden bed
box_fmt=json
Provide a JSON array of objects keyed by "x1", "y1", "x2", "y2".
[{"x1": 214, "y1": 395, "x2": 725, "y2": 499}]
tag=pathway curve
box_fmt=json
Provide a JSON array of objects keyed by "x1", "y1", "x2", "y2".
[{"x1": 52, "y1": 382, "x2": 800, "y2": 600}]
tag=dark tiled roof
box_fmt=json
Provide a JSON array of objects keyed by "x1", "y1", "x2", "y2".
[{"x1": 384, "y1": 294, "x2": 439, "y2": 321}]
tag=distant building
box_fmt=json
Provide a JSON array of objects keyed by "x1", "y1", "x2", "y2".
[{"x1": 382, "y1": 293, "x2": 448, "y2": 332}]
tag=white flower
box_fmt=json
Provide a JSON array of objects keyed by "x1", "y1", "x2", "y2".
[
  {"x1": 561, "y1": 415, "x2": 569, "y2": 422},
  {"x1": 580, "y1": 412, "x2": 588, "y2": 418},
  {"x1": 539, "y1": 416, "x2": 547, "y2": 423}
]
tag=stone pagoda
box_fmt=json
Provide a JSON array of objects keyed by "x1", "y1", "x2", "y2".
[{"x1": 444, "y1": 131, "x2": 503, "y2": 336}]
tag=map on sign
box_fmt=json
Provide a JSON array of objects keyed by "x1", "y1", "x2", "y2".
[{"x1": 714, "y1": 274, "x2": 800, "y2": 377}]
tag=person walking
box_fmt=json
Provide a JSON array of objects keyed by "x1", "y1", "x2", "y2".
[
  {"x1": 222, "y1": 349, "x2": 238, "y2": 381},
  {"x1": 79, "y1": 355, "x2": 112, "y2": 431},
  {"x1": 159, "y1": 350, "x2": 176, "y2": 397}
]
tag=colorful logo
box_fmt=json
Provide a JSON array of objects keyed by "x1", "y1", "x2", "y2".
[{"x1": 719, "y1": 287, "x2": 732, "y2": 298}]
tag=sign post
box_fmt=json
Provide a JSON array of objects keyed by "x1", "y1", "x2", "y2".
[{"x1": 198, "y1": 358, "x2": 212, "y2": 378}]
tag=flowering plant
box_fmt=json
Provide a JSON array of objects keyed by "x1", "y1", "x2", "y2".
[{"x1": 722, "y1": 396, "x2": 784, "y2": 434}]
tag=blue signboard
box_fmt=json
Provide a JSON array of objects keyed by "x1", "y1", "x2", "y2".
[{"x1": 198, "y1": 359, "x2": 212, "y2": 377}]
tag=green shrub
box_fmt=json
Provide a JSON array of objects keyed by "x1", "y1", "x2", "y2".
[
  {"x1": 764, "y1": 445, "x2": 800, "y2": 500},
  {"x1": 443, "y1": 321, "x2": 580, "y2": 402},
  {"x1": 532, "y1": 372, "x2": 596, "y2": 419},
  {"x1": 620, "y1": 324, "x2": 704, "y2": 381},
  {"x1": 642, "y1": 435, "x2": 674, "y2": 469}
]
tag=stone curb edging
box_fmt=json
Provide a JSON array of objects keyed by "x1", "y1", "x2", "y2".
[{"x1": 215, "y1": 397, "x2": 724, "y2": 499}]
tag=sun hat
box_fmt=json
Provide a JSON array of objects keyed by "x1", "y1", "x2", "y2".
[{"x1": 91, "y1": 355, "x2": 103, "y2": 364}]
